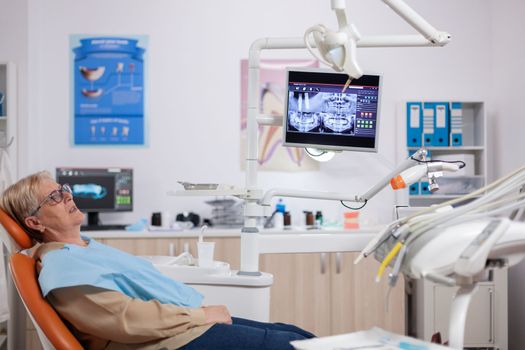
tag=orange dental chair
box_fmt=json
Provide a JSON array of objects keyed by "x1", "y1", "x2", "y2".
[{"x1": 0, "y1": 208, "x2": 82, "y2": 350}]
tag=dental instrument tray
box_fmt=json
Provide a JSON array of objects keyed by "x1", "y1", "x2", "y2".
[
  {"x1": 178, "y1": 181, "x2": 219, "y2": 190},
  {"x1": 171, "y1": 182, "x2": 247, "y2": 197}
]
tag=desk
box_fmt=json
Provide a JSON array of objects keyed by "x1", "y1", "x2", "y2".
[
  {"x1": 81, "y1": 227, "x2": 382, "y2": 264},
  {"x1": 82, "y1": 226, "x2": 384, "y2": 239}
]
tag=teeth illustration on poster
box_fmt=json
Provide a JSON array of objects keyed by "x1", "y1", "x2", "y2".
[{"x1": 72, "y1": 36, "x2": 147, "y2": 145}]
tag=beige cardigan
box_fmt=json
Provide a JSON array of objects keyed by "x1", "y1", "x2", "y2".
[{"x1": 32, "y1": 242, "x2": 213, "y2": 350}]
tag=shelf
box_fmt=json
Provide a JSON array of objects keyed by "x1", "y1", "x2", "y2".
[
  {"x1": 409, "y1": 194, "x2": 481, "y2": 200},
  {"x1": 0, "y1": 116, "x2": 7, "y2": 120},
  {"x1": 407, "y1": 146, "x2": 484, "y2": 151},
  {"x1": 168, "y1": 189, "x2": 247, "y2": 197},
  {"x1": 443, "y1": 175, "x2": 485, "y2": 179}
]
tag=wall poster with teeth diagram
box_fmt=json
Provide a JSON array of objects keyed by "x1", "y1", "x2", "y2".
[{"x1": 71, "y1": 35, "x2": 147, "y2": 145}]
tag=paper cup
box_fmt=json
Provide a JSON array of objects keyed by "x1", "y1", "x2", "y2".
[
  {"x1": 162, "y1": 211, "x2": 173, "y2": 229},
  {"x1": 197, "y1": 242, "x2": 215, "y2": 268}
]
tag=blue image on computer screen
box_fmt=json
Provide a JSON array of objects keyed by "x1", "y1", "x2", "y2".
[
  {"x1": 56, "y1": 167, "x2": 133, "y2": 231},
  {"x1": 283, "y1": 68, "x2": 381, "y2": 152},
  {"x1": 72, "y1": 184, "x2": 108, "y2": 200}
]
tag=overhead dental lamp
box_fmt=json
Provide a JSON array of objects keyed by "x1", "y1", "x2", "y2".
[
  {"x1": 304, "y1": 0, "x2": 451, "y2": 82},
  {"x1": 304, "y1": 0, "x2": 362, "y2": 80}
]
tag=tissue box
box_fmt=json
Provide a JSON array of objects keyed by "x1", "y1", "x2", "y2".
[{"x1": 437, "y1": 176, "x2": 484, "y2": 195}]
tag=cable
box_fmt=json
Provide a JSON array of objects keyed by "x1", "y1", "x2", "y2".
[
  {"x1": 305, "y1": 148, "x2": 327, "y2": 157},
  {"x1": 340, "y1": 199, "x2": 367, "y2": 210},
  {"x1": 410, "y1": 156, "x2": 466, "y2": 169},
  {"x1": 376, "y1": 241, "x2": 403, "y2": 282}
]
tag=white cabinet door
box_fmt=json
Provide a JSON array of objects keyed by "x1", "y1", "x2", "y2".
[{"x1": 434, "y1": 284, "x2": 493, "y2": 345}]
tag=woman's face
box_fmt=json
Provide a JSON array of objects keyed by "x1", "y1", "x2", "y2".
[{"x1": 34, "y1": 179, "x2": 85, "y2": 234}]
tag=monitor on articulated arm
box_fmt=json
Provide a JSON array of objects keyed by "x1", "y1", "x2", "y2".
[{"x1": 283, "y1": 67, "x2": 381, "y2": 153}]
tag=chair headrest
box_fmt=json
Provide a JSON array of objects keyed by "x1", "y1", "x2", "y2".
[{"x1": 0, "y1": 208, "x2": 33, "y2": 250}]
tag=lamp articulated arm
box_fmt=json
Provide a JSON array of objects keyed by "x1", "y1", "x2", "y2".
[{"x1": 305, "y1": 0, "x2": 451, "y2": 80}]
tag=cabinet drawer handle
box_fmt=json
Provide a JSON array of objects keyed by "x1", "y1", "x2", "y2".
[
  {"x1": 489, "y1": 288, "x2": 493, "y2": 343},
  {"x1": 320, "y1": 253, "x2": 327, "y2": 274},
  {"x1": 336, "y1": 252, "x2": 342, "y2": 274}
]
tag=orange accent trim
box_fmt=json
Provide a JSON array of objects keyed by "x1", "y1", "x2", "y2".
[
  {"x1": 10, "y1": 253, "x2": 83, "y2": 349},
  {"x1": 0, "y1": 208, "x2": 33, "y2": 249},
  {"x1": 390, "y1": 175, "x2": 407, "y2": 190}
]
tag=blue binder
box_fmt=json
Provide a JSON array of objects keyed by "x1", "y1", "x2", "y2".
[
  {"x1": 432, "y1": 102, "x2": 450, "y2": 147},
  {"x1": 450, "y1": 102, "x2": 463, "y2": 146},
  {"x1": 407, "y1": 150, "x2": 420, "y2": 195},
  {"x1": 406, "y1": 102, "x2": 423, "y2": 147},
  {"x1": 422, "y1": 102, "x2": 435, "y2": 146},
  {"x1": 420, "y1": 181, "x2": 432, "y2": 195},
  {"x1": 409, "y1": 183, "x2": 419, "y2": 195}
]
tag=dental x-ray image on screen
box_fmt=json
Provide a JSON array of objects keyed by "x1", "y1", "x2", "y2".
[
  {"x1": 288, "y1": 91, "x2": 357, "y2": 134},
  {"x1": 283, "y1": 68, "x2": 381, "y2": 152}
]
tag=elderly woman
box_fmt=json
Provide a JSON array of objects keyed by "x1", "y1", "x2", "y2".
[{"x1": 1, "y1": 171, "x2": 314, "y2": 350}]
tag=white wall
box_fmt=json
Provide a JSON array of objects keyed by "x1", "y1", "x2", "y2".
[
  {"x1": 20, "y1": 0, "x2": 492, "y2": 227},
  {"x1": 490, "y1": 1, "x2": 525, "y2": 348}
]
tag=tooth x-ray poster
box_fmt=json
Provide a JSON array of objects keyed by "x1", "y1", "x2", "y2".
[{"x1": 71, "y1": 35, "x2": 147, "y2": 145}]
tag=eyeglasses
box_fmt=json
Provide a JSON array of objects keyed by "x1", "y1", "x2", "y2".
[{"x1": 30, "y1": 184, "x2": 73, "y2": 216}]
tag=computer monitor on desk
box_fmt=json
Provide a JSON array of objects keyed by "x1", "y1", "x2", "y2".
[{"x1": 56, "y1": 167, "x2": 133, "y2": 231}]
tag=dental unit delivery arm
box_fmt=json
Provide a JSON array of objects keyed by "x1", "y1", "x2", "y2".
[{"x1": 357, "y1": 164, "x2": 525, "y2": 349}]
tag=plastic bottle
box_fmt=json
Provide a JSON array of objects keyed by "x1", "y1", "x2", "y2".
[
  {"x1": 274, "y1": 212, "x2": 284, "y2": 229},
  {"x1": 315, "y1": 211, "x2": 323, "y2": 228}
]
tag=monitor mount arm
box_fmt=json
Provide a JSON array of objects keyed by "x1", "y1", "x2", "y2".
[{"x1": 176, "y1": 0, "x2": 451, "y2": 274}]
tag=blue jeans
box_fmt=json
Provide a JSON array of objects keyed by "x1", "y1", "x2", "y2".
[{"x1": 179, "y1": 317, "x2": 316, "y2": 350}]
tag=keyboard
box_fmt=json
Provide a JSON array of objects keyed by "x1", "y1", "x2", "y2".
[{"x1": 82, "y1": 224, "x2": 128, "y2": 231}]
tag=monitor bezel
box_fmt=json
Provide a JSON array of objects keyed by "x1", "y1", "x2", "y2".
[
  {"x1": 282, "y1": 67, "x2": 382, "y2": 153},
  {"x1": 55, "y1": 167, "x2": 133, "y2": 213}
]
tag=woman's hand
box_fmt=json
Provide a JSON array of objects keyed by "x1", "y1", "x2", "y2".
[{"x1": 202, "y1": 305, "x2": 232, "y2": 325}]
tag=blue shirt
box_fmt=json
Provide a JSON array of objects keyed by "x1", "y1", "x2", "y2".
[{"x1": 38, "y1": 237, "x2": 203, "y2": 308}]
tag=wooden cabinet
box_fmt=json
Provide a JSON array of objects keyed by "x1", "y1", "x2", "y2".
[
  {"x1": 330, "y1": 252, "x2": 404, "y2": 335},
  {"x1": 261, "y1": 251, "x2": 405, "y2": 337},
  {"x1": 260, "y1": 253, "x2": 332, "y2": 336}
]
